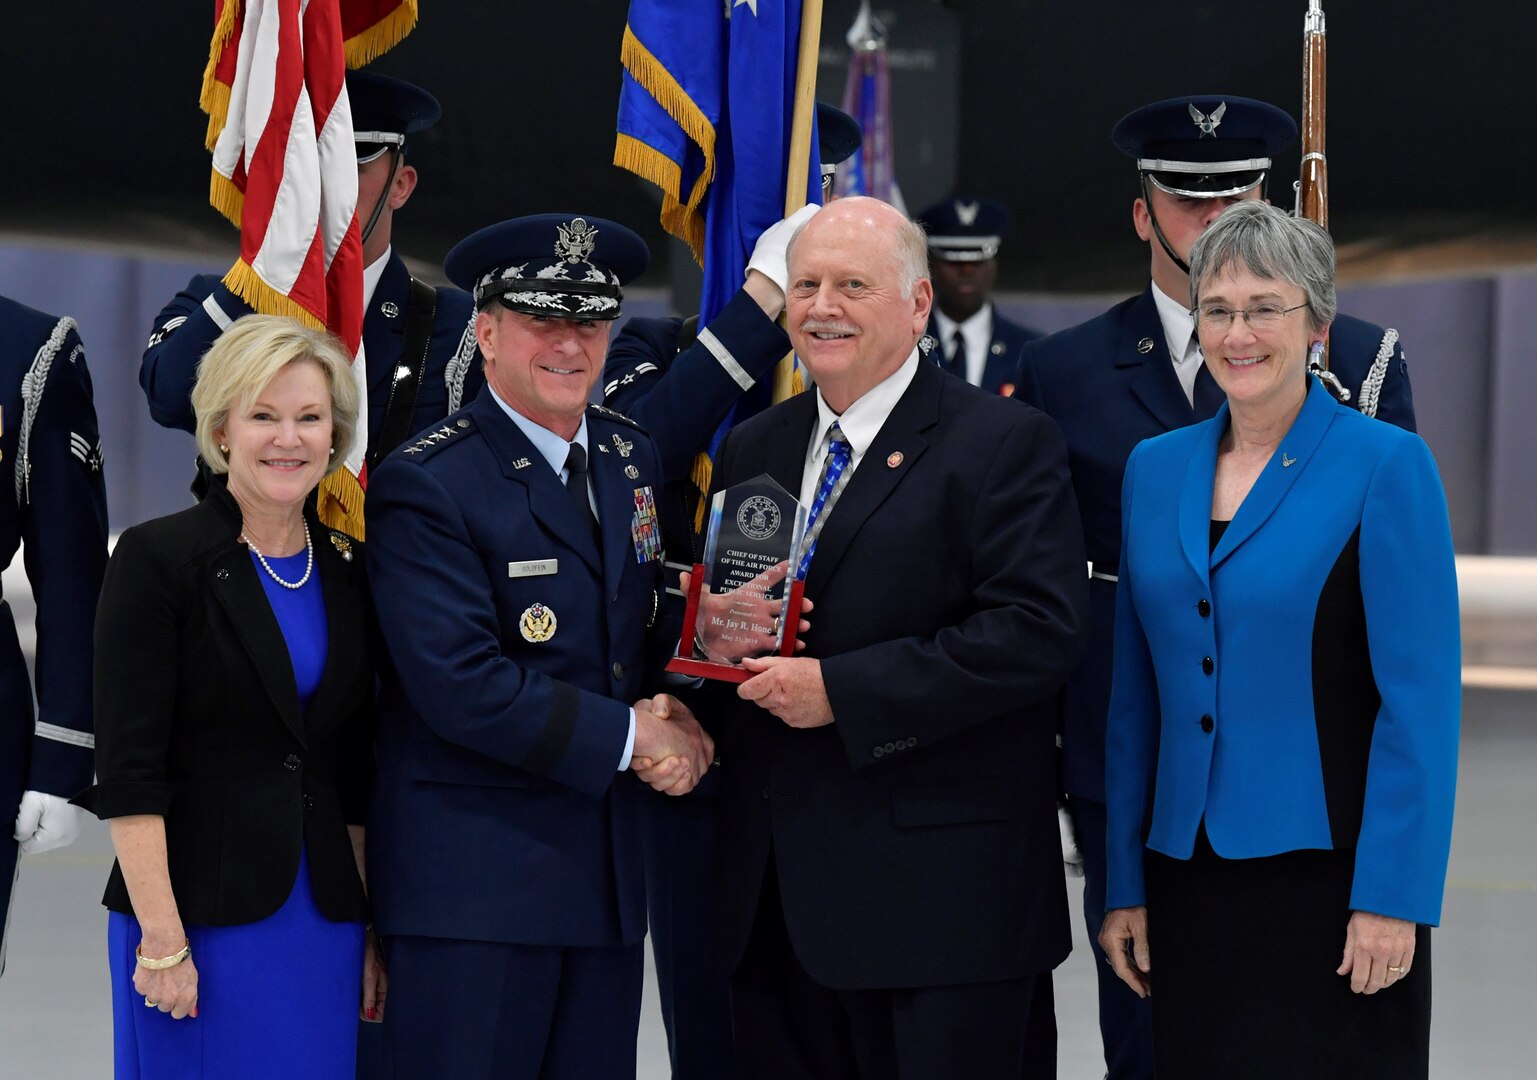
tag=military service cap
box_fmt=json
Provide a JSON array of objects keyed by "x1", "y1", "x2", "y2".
[
  {"x1": 445, "y1": 215, "x2": 650, "y2": 321},
  {"x1": 1112, "y1": 95, "x2": 1297, "y2": 198},
  {"x1": 917, "y1": 196, "x2": 1010, "y2": 262},
  {"x1": 347, "y1": 71, "x2": 442, "y2": 163}
]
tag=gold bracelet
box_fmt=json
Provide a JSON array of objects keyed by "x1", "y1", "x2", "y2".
[{"x1": 135, "y1": 940, "x2": 191, "y2": 970}]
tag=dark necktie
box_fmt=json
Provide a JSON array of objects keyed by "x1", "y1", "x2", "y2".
[
  {"x1": 564, "y1": 442, "x2": 600, "y2": 543},
  {"x1": 946, "y1": 329, "x2": 968, "y2": 379},
  {"x1": 1193, "y1": 360, "x2": 1225, "y2": 420},
  {"x1": 796, "y1": 423, "x2": 853, "y2": 579}
]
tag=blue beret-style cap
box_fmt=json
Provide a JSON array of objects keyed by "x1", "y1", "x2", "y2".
[
  {"x1": 1112, "y1": 95, "x2": 1297, "y2": 198},
  {"x1": 346, "y1": 71, "x2": 441, "y2": 162},
  {"x1": 445, "y1": 214, "x2": 650, "y2": 321},
  {"x1": 917, "y1": 196, "x2": 1010, "y2": 261},
  {"x1": 817, "y1": 103, "x2": 863, "y2": 168}
]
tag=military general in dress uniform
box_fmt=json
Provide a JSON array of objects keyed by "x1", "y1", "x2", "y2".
[
  {"x1": 365, "y1": 215, "x2": 714, "y2": 1080},
  {"x1": 1012, "y1": 95, "x2": 1418, "y2": 1080},
  {"x1": 917, "y1": 196, "x2": 1041, "y2": 395},
  {"x1": 139, "y1": 71, "x2": 484, "y2": 473},
  {"x1": 0, "y1": 296, "x2": 109, "y2": 974}
]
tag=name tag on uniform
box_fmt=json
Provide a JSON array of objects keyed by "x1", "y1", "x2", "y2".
[{"x1": 508, "y1": 559, "x2": 559, "y2": 579}]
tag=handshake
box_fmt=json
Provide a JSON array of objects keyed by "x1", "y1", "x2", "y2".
[{"x1": 630, "y1": 693, "x2": 714, "y2": 796}]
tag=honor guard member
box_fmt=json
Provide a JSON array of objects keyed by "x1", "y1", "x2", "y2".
[
  {"x1": 601, "y1": 103, "x2": 859, "y2": 1080},
  {"x1": 365, "y1": 215, "x2": 714, "y2": 1080},
  {"x1": 0, "y1": 297, "x2": 110, "y2": 975},
  {"x1": 140, "y1": 71, "x2": 483, "y2": 471},
  {"x1": 917, "y1": 196, "x2": 1042, "y2": 395},
  {"x1": 1012, "y1": 95, "x2": 1417, "y2": 1080}
]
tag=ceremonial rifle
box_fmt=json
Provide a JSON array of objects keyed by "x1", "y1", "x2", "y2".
[{"x1": 1296, "y1": 0, "x2": 1350, "y2": 400}]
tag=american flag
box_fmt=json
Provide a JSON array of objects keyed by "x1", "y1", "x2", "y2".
[{"x1": 200, "y1": 0, "x2": 417, "y2": 536}]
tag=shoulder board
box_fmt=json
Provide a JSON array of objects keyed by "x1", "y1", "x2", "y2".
[
  {"x1": 397, "y1": 417, "x2": 476, "y2": 462},
  {"x1": 588, "y1": 402, "x2": 644, "y2": 430}
]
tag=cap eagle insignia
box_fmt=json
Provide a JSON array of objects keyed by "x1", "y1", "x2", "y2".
[
  {"x1": 555, "y1": 218, "x2": 599, "y2": 263},
  {"x1": 1188, "y1": 102, "x2": 1226, "y2": 138},
  {"x1": 955, "y1": 200, "x2": 980, "y2": 226}
]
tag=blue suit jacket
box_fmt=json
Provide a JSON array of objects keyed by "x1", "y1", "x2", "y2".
[
  {"x1": 0, "y1": 298, "x2": 109, "y2": 965},
  {"x1": 1105, "y1": 378, "x2": 1459, "y2": 926},
  {"x1": 364, "y1": 394, "x2": 673, "y2": 947},
  {"x1": 926, "y1": 306, "x2": 1041, "y2": 395},
  {"x1": 1014, "y1": 284, "x2": 1416, "y2": 802},
  {"x1": 140, "y1": 253, "x2": 484, "y2": 450}
]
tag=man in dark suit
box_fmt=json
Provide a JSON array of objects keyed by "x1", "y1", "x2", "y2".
[
  {"x1": 140, "y1": 71, "x2": 483, "y2": 469},
  {"x1": 917, "y1": 196, "x2": 1041, "y2": 395},
  {"x1": 1012, "y1": 94, "x2": 1418, "y2": 1080},
  {"x1": 708, "y1": 196, "x2": 1088, "y2": 1078},
  {"x1": 0, "y1": 297, "x2": 109, "y2": 976},
  {"x1": 365, "y1": 214, "x2": 713, "y2": 1079}
]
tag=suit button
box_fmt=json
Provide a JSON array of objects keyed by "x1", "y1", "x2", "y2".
[
  {"x1": 873, "y1": 746, "x2": 885, "y2": 759},
  {"x1": 1202, "y1": 657, "x2": 1214, "y2": 675},
  {"x1": 302, "y1": 794, "x2": 316, "y2": 810},
  {"x1": 1200, "y1": 714, "x2": 1214, "y2": 734},
  {"x1": 1198, "y1": 599, "x2": 1211, "y2": 617},
  {"x1": 761, "y1": 787, "x2": 771, "y2": 800},
  {"x1": 283, "y1": 754, "x2": 301, "y2": 771},
  {"x1": 906, "y1": 737, "x2": 918, "y2": 748},
  {"x1": 883, "y1": 742, "x2": 897, "y2": 753},
  {"x1": 612, "y1": 662, "x2": 625, "y2": 679}
]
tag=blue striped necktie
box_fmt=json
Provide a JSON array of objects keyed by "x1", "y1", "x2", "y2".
[{"x1": 796, "y1": 422, "x2": 853, "y2": 579}]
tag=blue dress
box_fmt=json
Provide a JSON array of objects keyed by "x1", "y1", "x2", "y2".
[{"x1": 107, "y1": 552, "x2": 364, "y2": 1079}]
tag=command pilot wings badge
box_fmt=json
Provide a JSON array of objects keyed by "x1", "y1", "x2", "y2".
[{"x1": 1189, "y1": 102, "x2": 1226, "y2": 138}]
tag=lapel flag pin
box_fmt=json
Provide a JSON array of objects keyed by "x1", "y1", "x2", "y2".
[{"x1": 887, "y1": 451, "x2": 903, "y2": 469}]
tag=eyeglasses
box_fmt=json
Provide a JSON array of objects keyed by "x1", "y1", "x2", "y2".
[
  {"x1": 1192, "y1": 302, "x2": 1308, "y2": 331},
  {"x1": 820, "y1": 170, "x2": 835, "y2": 196}
]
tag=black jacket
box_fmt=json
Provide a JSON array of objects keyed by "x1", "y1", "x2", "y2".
[{"x1": 74, "y1": 481, "x2": 373, "y2": 925}]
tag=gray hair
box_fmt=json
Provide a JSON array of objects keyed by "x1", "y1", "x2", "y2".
[
  {"x1": 784, "y1": 197, "x2": 931, "y2": 299},
  {"x1": 191, "y1": 314, "x2": 360, "y2": 477},
  {"x1": 1188, "y1": 201, "x2": 1337, "y2": 333}
]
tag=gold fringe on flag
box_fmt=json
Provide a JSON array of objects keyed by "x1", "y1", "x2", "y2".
[
  {"x1": 618, "y1": 24, "x2": 715, "y2": 264},
  {"x1": 612, "y1": 134, "x2": 706, "y2": 264},
  {"x1": 199, "y1": 0, "x2": 242, "y2": 150},
  {"x1": 343, "y1": 0, "x2": 419, "y2": 68},
  {"x1": 316, "y1": 468, "x2": 367, "y2": 540},
  {"x1": 209, "y1": 172, "x2": 244, "y2": 229},
  {"x1": 222, "y1": 259, "x2": 327, "y2": 331},
  {"x1": 690, "y1": 451, "x2": 713, "y2": 534}
]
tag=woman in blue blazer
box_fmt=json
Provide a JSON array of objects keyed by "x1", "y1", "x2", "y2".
[{"x1": 1099, "y1": 202, "x2": 1459, "y2": 1078}]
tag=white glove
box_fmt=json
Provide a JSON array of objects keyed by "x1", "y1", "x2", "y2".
[
  {"x1": 1058, "y1": 802, "x2": 1084, "y2": 879},
  {"x1": 14, "y1": 791, "x2": 85, "y2": 855},
  {"x1": 746, "y1": 203, "x2": 821, "y2": 296}
]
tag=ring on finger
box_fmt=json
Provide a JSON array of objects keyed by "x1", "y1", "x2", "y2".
[
  {"x1": 144, "y1": 998, "x2": 158, "y2": 1008},
  {"x1": 1386, "y1": 964, "x2": 1406, "y2": 974}
]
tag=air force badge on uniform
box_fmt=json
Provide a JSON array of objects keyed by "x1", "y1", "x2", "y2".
[
  {"x1": 632, "y1": 486, "x2": 662, "y2": 564},
  {"x1": 519, "y1": 602, "x2": 557, "y2": 643}
]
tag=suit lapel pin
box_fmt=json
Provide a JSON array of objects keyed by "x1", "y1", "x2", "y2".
[
  {"x1": 1137, "y1": 337, "x2": 1155, "y2": 354},
  {"x1": 990, "y1": 342, "x2": 1006, "y2": 356},
  {"x1": 381, "y1": 301, "x2": 400, "y2": 318},
  {"x1": 1282, "y1": 452, "x2": 1296, "y2": 468},
  {"x1": 329, "y1": 533, "x2": 353, "y2": 561},
  {"x1": 512, "y1": 457, "x2": 532, "y2": 470},
  {"x1": 886, "y1": 451, "x2": 903, "y2": 469},
  {"x1": 519, "y1": 602, "x2": 557, "y2": 643},
  {"x1": 625, "y1": 464, "x2": 640, "y2": 479},
  {"x1": 596, "y1": 443, "x2": 609, "y2": 453}
]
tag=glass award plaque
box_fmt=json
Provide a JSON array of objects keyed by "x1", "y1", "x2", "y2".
[{"x1": 667, "y1": 474, "x2": 809, "y2": 683}]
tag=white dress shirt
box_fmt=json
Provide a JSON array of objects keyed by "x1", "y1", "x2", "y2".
[
  {"x1": 799, "y1": 346, "x2": 922, "y2": 509},
  {"x1": 930, "y1": 306, "x2": 993, "y2": 388},
  {"x1": 487, "y1": 387, "x2": 637, "y2": 771},
  {"x1": 1151, "y1": 280, "x2": 1201, "y2": 407}
]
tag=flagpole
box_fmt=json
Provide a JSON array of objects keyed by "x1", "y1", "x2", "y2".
[{"x1": 773, "y1": 0, "x2": 825, "y2": 402}]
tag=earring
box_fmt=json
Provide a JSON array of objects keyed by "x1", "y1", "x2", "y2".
[
  {"x1": 329, "y1": 446, "x2": 336, "y2": 456},
  {"x1": 219, "y1": 444, "x2": 229, "y2": 454}
]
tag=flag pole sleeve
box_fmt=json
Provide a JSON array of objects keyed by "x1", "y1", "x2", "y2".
[{"x1": 774, "y1": 0, "x2": 824, "y2": 403}]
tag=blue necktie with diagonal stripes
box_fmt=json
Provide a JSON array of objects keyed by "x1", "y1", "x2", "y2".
[{"x1": 797, "y1": 422, "x2": 853, "y2": 579}]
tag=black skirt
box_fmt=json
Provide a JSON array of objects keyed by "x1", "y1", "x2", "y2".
[{"x1": 1143, "y1": 827, "x2": 1431, "y2": 1079}]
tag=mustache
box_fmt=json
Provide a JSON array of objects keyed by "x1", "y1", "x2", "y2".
[{"x1": 798, "y1": 319, "x2": 859, "y2": 335}]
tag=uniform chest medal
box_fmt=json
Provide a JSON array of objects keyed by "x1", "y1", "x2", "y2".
[
  {"x1": 632, "y1": 486, "x2": 662, "y2": 563},
  {"x1": 520, "y1": 602, "x2": 557, "y2": 643}
]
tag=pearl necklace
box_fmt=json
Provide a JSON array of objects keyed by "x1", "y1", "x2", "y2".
[{"x1": 241, "y1": 520, "x2": 314, "y2": 590}]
